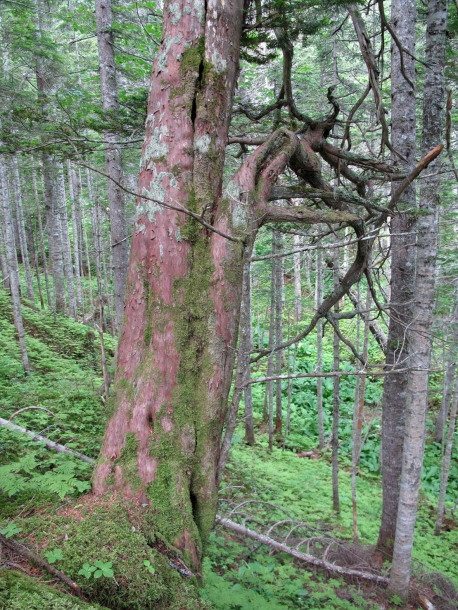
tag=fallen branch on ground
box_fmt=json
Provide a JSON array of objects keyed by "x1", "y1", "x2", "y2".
[
  {"x1": 0, "y1": 532, "x2": 83, "y2": 597},
  {"x1": 216, "y1": 515, "x2": 389, "y2": 586},
  {"x1": 0, "y1": 418, "x2": 95, "y2": 464}
]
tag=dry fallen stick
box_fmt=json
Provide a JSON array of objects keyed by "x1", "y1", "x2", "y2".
[
  {"x1": 0, "y1": 418, "x2": 95, "y2": 464},
  {"x1": 8, "y1": 406, "x2": 63, "y2": 428},
  {"x1": 216, "y1": 515, "x2": 389, "y2": 586},
  {"x1": 0, "y1": 533, "x2": 83, "y2": 597}
]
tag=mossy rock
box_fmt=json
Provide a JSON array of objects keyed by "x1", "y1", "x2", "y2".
[
  {"x1": 0, "y1": 569, "x2": 107, "y2": 609},
  {"x1": 17, "y1": 498, "x2": 212, "y2": 610}
]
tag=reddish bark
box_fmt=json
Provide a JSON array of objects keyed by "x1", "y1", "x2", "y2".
[{"x1": 92, "y1": 0, "x2": 375, "y2": 571}]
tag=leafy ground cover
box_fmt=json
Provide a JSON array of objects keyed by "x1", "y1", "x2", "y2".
[
  {"x1": 0, "y1": 290, "x2": 112, "y2": 502},
  {"x1": 205, "y1": 439, "x2": 458, "y2": 610},
  {"x1": 0, "y1": 293, "x2": 457, "y2": 609}
]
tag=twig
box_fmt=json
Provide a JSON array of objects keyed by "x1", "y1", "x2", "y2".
[{"x1": 70, "y1": 157, "x2": 240, "y2": 244}]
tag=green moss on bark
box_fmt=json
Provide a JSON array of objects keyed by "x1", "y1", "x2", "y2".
[{"x1": 180, "y1": 37, "x2": 205, "y2": 76}]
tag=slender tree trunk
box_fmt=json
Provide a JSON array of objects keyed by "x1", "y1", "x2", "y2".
[
  {"x1": 435, "y1": 364, "x2": 458, "y2": 535},
  {"x1": 388, "y1": 0, "x2": 447, "y2": 598},
  {"x1": 285, "y1": 341, "x2": 296, "y2": 438},
  {"x1": 293, "y1": 234, "x2": 302, "y2": 321},
  {"x1": 433, "y1": 302, "x2": 458, "y2": 443},
  {"x1": 32, "y1": 163, "x2": 52, "y2": 309},
  {"x1": 0, "y1": 153, "x2": 29, "y2": 373},
  {"x1": 332, "y1": 246, "x2": 340, "y2": 513},
  {"x1": 57, "y1": 162, "x2": 77, "y2": 319},
  {"x1": 275, "y1": 230, "x2": 283, "y2": 435},
  {"x1": 0, "y1": 225, "x2": 10, "y2": 289},
  {"x1": 244, "y1": 261, "x2": 255, "y2": 445},
  {"x1": 316, "y1": 247, "x2": 324, "y2": 449},
  {"x1": 82, "y1": 206, "x2": 94, "y2": 315},
  {"x1": 33, "y1": 0, "x2": 65, "y2": 313},
  {"x1": 67, "y1": 161, "x2": 83, "y2": 313},
  {"x1": 42, "y1": 154, "x2": 66, "y2": 312},
  {"x1": 95, "y1": 0, "x2": 128, "y2": 330},
  {"x1": 25, "y1": 205, "x2": 45, "y2": 309},
  {"x1": 267, "y1": 234, "x2": 276, "y2": 451},
  {"x1": 352, "y1": 281, "x2": 370, "y2": 541},
  {"x1": 434, "y1": 359, "x2": 455, "y2": 444},
  {"x1": 376, "y1": 0, "x2": 417, "y2": 558},
  {"x1": 217, "y1": 247, "x2": 254, "y2": 483},
  {"x1": 11, "y1": 155, "x2": 34, "y2": 302}
]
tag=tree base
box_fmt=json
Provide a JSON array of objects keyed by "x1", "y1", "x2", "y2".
[{"x1": 15, "y1": 494, "x2": 212, "y2": 610}]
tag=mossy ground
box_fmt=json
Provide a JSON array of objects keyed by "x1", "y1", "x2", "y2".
[
  {"x1": 14, "y1": 495, "x2": 212, "y2": 610},
  {"x1": 0, "y1": 569, "x2": 107, "y2": 610}
]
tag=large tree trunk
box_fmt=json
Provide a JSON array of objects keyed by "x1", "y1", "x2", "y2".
[
  {"x1": 95, "y1": 0, "x2": 128, "y2": 331},
  {"x1": 93, "y1": 0, "x2": 246, "y2": 569},
  {"x1": 376, "y1": 0, "x2": 417, "y2": 558},
  {"x1": 388, "y1": 0, "x2": 447, "y2": 598},
  {"x1": 93, "y1": 0, "x2": 374, "y2": 573}
]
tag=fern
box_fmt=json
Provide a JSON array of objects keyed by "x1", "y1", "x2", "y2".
[{"x1": 0, "y1": 453, "x2": 91, "y2": 499}]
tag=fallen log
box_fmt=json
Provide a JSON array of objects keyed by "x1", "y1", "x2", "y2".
[
  {"x1": 216, "y1": 515, "x2": 389, "y2": 586},
  {"x1": 0, "y1": 418, "x2": 95, "y2": 464}
]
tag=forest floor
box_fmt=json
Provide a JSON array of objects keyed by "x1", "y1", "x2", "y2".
[{"x1": 0, "y1": 295, "x2": 457, "y2": 609}]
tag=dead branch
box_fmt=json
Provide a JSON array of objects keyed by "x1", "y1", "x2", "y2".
[
  {"x1": 347, "y1": 286, "x2": 387, "y2": 354},
  {"x1": 243, "y1": 366, "x2": 415, "y2": 387},
  {"x1": 325, "y1": 313, "x2": 365, "y2": 364},
  {"x1": 269, "y1": 185, "x2": 389, "y2": 215},
  {"x1": 69, "y1": 156, "x2": 240, "y2": 244},
  {"x1": 216, "y1": 516, "x2": 389, "y2": 585},
  {"x1": 377, "y1": 0, "x2": 423, "y2": 82},
  {"x1": 321, "y1": 142, "x2": 396, "y2": 174},
  {"x1": 0, "y1": 533, "x2": 84, "y2": 597},
  {"x1": 340, "y1": 82, "x2": 371, "y2": 150},
  {"x1": 389, "y1": 145, "x2": 444, "y2": 210},
  {"x1": 228, "y1": 136, "x2": 267, "y2": 146},
  {"x1": 261, "y1": 205, "x2": 361, "y2": 225},
  {"x1": 349, "y1": 5, "x2": 397, "y2": 156},
  {"x1": 8, "y1": 406, "x2": 63, "y2": 427},
  {"x1": 0, "y1": 417, "x2": 95, "y2": 464}
]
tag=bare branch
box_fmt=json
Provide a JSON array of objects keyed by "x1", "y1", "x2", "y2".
[
  {"x1": 0, "y1": 417, "x2": 95, "y2": 464},
  {"x1": 261, "y1": 205, "x2": 361, "y2": 225},
  {"x1": 216, "y1": 516, "x2": 389, "y2": 585},
  {"x1": 8, "y1": 406, "x2": 62, "y2": 427}
]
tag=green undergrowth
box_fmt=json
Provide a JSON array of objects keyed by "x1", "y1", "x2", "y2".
[
  {"x1": 205, "y1": 437, "x2": 458, "y2": 610},
  {"x1": 1, "y1": 288, "x2": 458, "y2": 609},
  {"x1": 0, "y1": 289, "x2": 112, "y2": 502},
  {"x1": 201, "y1": 438, "x2": 458, "y2": 609}
]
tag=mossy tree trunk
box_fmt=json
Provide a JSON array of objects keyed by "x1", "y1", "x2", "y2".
[{"x1": 93, "y1": 0, "x2": 372, "y2": 573}]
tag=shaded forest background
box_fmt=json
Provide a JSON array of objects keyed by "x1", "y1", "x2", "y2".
[{"x1": 1, "y1": 0, "x2": 458, "y2": 608}]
